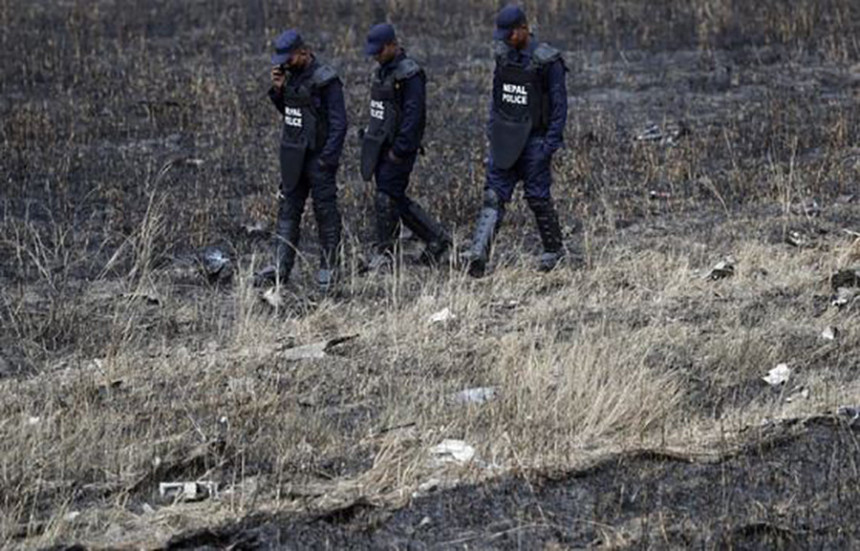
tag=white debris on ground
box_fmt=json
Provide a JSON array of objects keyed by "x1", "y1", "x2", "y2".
[
  {"x1": 762, "y1": 363, "x2": 791, "y2": 386},
  {"x1": 430, "y1": 440, "x2": 476, "y2": 465},
  {"x1": 429, "y1": 307, "x2": 455, "y2": 324}
]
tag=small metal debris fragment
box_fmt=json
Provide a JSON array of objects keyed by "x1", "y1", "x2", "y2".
[
  {"x1": 635, "y1": 122, "x2": 689, "y2": 145},
  {"x1": 649, "y1": 190, "x2": 672, "y2": 200},
  {"x1": 280, "y1": 335, "x2": 358, "y2": 362},
  {"x1": 831, "y1": 287, "x2": 857, "y2": 309},
  {"x1": 706, "y1": 257, "x2": 736, "y2": 281},
  {"x1": 452, "y1": 387, "x2": 497, "y2": 405},
  {"x1": 762, "y1": 363, "x2": 791, "y2": 386},
  {"x1": 159, "y1": 481, "x2": 218, "y2": 502},
  {"x1": 200, "y1": 247, "x2": 233, "y2": 284},
  {"x1": 785, "y1": 230, "x2": 807, "y2": 248}
]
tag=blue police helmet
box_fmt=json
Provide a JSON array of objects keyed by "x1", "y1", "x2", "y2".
[
  {"x1": 271, "y1": 29, "x2": 304, "y2": 66},
  {"x1": 494, "y1": 5, "x2": 527, "y2": 41},
  {"x1": 364, "y1": 23, "x2": 396, "y2": 57}
]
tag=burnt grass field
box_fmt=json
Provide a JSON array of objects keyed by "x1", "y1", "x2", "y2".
[{"x1": 1, "y1": 0, "x2": 860, "y2": 548}]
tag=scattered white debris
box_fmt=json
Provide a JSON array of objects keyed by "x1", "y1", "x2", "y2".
[
  {"x1": 429, "y1": 307, "x2": 455, "y2": 324},
  {"x1": 820, "y1": 327, "x2": 838, "y2": 341},
  {"x1": 418, "y1": 516, "x2": 432, "y2": 528},
  {"x1": 452, "y1": 387, "x2": 497, "y2": 405},
  {"x1": 159, "y1": 481, "x2": 218, "y2": 502},
  {"x1": 431, "y1": 439, "x2": 476, "y2": 465},
  {"x1": 64, "y1": 511, "x2": 81, "y2": 522},
  {"x1": 184, "y1": 158, "x2": 205, "y2": 168},
  {"x1": 141, "y1": 503, "x2": 156, "y2": 515},
  {"x1": 763, "y1": 364, "x2": 791, "y2": 386},
  {"x1": 261, "y1": 287, "x2": 283, "y2": 308},
  {"x1": 27, "y1": 416, "x2": 40, "y2": 426}
]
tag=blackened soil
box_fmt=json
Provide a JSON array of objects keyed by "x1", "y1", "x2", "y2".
[{"x1": 165, "y1": 418, "x2": 860, "y2": 550}]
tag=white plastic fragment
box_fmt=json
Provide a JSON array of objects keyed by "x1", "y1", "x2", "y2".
[
  {"x1": 281, "y1": 341, "x2": 328, "y2": 361},
  {"x1": 820, "y1": 327, "x2": 838, "y2": 341},
  {"x1": 262, "y1": 287, "x2": 283, "y2": 308},
  {"x1": 763, "y1": 364, "x2": 791, "y2": 386},
  {"x1": 431, "y1": 439, "x2": 476, "y2": 465},
  {"x1": 429, "y1": 307, "x2": 455, "y2": 324},
  {"x1": 27, "y1": 416, "x2": 40, "y2": 426},
  {"x1": 452, "y1": 387, "x2": 497, "y2": 405}
]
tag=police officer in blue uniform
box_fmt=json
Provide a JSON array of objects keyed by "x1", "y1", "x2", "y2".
[
  {"x1": 462, "y1": 6, "x2": 568, "y2": 278},
  {"x1": 257, "y1": 30, "x2": 347, "y2": 292},
  {"x1": 360, "y1": 23, "x2": 450, "y2": 269}
]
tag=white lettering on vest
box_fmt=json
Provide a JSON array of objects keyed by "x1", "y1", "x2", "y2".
[
  {"x1": 284, "y1": 107, "x2": 303, "y2": 128},
  {"x1": 501, "y1": 83, "x2": 528, "y2": 106},
  {"x1": 370, "y1": 100, "x2": 385, "y2": 120}
]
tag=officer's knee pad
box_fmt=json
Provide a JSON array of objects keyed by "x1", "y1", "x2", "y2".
[{"x1": 482, "y1": 188, "x2": 502, "y2": 210}]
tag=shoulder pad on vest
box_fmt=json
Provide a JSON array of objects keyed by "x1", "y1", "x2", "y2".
[
  {"x1": 533, "y1": 43, "x2": 562, "y2": 65},
  {"x1": 311, "y1": 64, "x2": 339, "y2": 87},
  {"x1": 393, "y1": 58, "x2": 422, "y2": 80}
]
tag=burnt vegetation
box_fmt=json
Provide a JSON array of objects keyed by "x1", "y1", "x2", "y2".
[{"x1": 1, "y1": 0, "x2": 859, "y2": 548}]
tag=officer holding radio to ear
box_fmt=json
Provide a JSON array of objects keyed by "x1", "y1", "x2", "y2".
[{"x1": 257, "y1": 29, "x2": 347, "y2": 293}]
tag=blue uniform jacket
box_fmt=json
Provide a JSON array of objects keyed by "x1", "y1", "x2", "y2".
[{"x1": 269, "y1": 58, "x2": 348, "y2": 168}]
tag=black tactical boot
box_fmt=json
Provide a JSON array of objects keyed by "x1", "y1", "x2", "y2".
[
  {"x1": 527, "y1": 197, "x2": 565, "y2": 272},
  {"x1": 368, "y1": 191, "x2": 400, "y2": 272},
  {"x1": 461, "y1": 189, "x2": 503, "y2": 278},
  {"x1": 255, "y1": 201, "x2": 302, "y2": 287},
  {"x1": 399, "y1": 200, "x2": 451, "y2": 266},
  {"x1": 314, "y1": 199, "x2": 342, "y2": 293}
]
